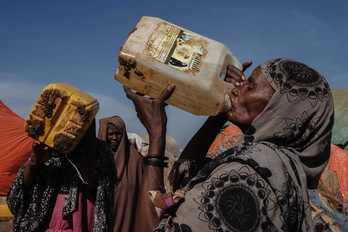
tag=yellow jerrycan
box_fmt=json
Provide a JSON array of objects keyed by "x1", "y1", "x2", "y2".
[{"x1": 25, "y1": 83, "x2": 99, "y2": 153}]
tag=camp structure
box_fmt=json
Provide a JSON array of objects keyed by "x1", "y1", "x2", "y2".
[{"x1": 0, "y1": 101, "x2": 34, "y2": 219}]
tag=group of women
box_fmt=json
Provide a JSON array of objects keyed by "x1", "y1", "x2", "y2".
[{"x1": 7, "y1": 58, "x2": 334, "y2": 232}]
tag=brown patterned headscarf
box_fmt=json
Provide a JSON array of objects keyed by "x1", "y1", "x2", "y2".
[
  {"x1": 252, "y1": 58, "x2": 334, "y2": 188},
  {"x1": 189, "y1": 58, "x2": 334, "y2": 189},
  {"x1": 97, "y1": 116, "x2": 143, "y2": 232}
]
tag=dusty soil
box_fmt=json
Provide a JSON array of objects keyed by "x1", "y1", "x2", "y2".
[
  {"x1": 0, "y1": 219, "x2": 13, "y2": 232},
  {"x1": 0, "y1": 197, "x2": 12, "y2": 232}
]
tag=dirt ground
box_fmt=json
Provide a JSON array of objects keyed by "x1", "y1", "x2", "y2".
[
  {"x1": 0, "y1": 219, "x2": 12, "y2": 232},
  {"x1": 0, "y1": 197, "x2": 13, "y2": 232}
]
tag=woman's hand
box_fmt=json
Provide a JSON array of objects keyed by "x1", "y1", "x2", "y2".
[
  {"x1": 225, "y1": 61, "x2": 253, "y2": 86},
  {"x1": 124, "y1": 85, "x2": 175, "y2": 137},
  {"x1": 28, "y1": 141, "x2": 55, "y2": 167},
  {"x1": 24, "y1": 141, "x2": 55, "y2": 190}
]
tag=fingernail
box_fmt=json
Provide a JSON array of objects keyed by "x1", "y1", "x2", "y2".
[
  {"x1": 167, "y1": 84, "x2": 175, "y2": 91},
  {"x1": 241, "y1": 75, "x2": 246, "y2": 81},
  {"x1": 235, "y1": 82, "x2": 240, "y2": 86}
]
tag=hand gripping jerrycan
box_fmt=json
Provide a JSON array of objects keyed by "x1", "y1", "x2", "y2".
[{"x1": 115, "y1": 16, "x2": 242, "y2": 116}]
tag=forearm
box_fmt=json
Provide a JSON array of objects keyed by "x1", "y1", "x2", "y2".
[
  {"x1": 23, "y1": 160, "x2": 38, "y2": 191},
  {"x1": 134, "y1": 131, "x2": 166, "y2": 231},
  {"x1": 135, "y1": 166, "x2": 163, "y2": 231},
  {"x1": 180, "y1": 113, "x2": 227, "y2": 160}
]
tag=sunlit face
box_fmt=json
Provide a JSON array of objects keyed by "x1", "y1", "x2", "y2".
[
  {"x1": 106, "y1": 124, "x2": 122, "y2": 151},
  {"x1": 226, "y1": 66, "x2": 274, "y2": 132}
]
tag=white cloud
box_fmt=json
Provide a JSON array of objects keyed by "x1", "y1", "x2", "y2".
[{"x1": 0, "y1": 78, "x2": 44, "y2": 118}]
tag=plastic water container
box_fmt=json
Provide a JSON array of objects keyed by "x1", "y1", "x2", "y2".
[
  {"x1": 114, "y1": 16, "x2": 242, "y2": 116},
  {"x1": 24, "y1": 83, "x2": 99, "y2": 153}
]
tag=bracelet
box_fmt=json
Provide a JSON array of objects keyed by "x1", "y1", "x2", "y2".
[
  {"x1": 144, "y1": 155, "x2": 169, "y2": 161},
  {"x1": 143, "y1": 158, "x2": 168, "y2": 168}
]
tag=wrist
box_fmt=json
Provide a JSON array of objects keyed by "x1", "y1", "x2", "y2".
[
  {"x1": 143, "y1": 155, "x2": 168, "y2": 168},
  {"x1": 148, "y1": 135, "x2": 166, "y2": 154},
  {"x1": 27, "y1": 157, "x2": 41, "y2": 169}
]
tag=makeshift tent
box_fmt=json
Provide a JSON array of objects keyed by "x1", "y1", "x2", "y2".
[
  {"x1": 310, "y1": 144, "x2": 348, "y2": 230},
  {"x1": 319, "y1": 144, "x2": 348, "y2": 213},
  {"x1": 331, "y1": 89, "x2": 348, "y2": 150},
  {"x1": 0, "y1": 101, "x2": 34, "y2": 196}
]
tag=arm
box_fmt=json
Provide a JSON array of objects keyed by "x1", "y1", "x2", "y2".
[
  {"x1": 124, "y1": 85, "x2": 175, "y2": 231},
  {"x1": 7, "y1": 141, "x2": 54, "y2": 218},
  {"x1": 23, "y1": 142, "x2": 54, "y2": 191},
  {"x1": 179, "y1": 113, "x2": 228, "y2": 160}
]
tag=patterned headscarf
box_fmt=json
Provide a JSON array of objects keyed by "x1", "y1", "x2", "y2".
[
  {"x1": 187, "y1": 58, "x2": 334, "y2": 189},
  {"x1": 253, "y1": 58, "x2": 334, "y2": 188}
]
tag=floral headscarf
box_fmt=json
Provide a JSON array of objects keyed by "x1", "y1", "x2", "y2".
[{"x1": 255, "y1": 58, "x2": 334, "y2": 188}]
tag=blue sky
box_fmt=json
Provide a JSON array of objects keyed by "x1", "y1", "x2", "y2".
[{"x1": 1, "y1": 1, "x2": 347, "y2": 148}]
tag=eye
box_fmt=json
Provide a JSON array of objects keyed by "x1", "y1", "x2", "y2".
[
  {"x1": 245, "y1": 79, "x2": 254, "y2": 90},
  {"x1": 245, "y1": 82, "x2": 253, "y2": 90}
]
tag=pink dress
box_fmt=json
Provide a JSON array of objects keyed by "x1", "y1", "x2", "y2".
[{"x1": 46, "y1": 189, "x2": 95, "y2": 232}]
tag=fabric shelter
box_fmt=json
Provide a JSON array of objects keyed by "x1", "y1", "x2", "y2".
[
  {"x1": 331, "y1": 89, "x2": 348, "y2": 149},
  {"x1": 0, "y1": 101, "x2": 34, "y2": 196}
]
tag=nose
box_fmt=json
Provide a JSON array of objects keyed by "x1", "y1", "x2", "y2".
[{"x1": 110, "y1": 134, "x2": 116, "y2": 140}]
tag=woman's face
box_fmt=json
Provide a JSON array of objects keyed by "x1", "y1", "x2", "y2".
[
  {"x1": 227, "y1": 66, "x2": 274, "y2": 131},
  {"x1": 107, "y1": 124, "x2": 122, "y2": 151}
]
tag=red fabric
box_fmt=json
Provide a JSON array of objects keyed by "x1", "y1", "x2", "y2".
[
  {"x1": 328, "y1": 145, "x2": 348, "y2": 201},
  {"x1": 0, "y1": 101, "x2": 34, "y2": 196},
  {"x1": 320, "y1": 145, "x2": 348, "y2": 207},
  {"x1": 207, "y1": 124, "x2": 243, "y2": 159}
]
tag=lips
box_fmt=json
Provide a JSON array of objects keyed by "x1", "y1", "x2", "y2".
[
  {"x1": 110, "y1": 142, "x2": 118, "y2": 146},
  {"x1": 228, "y1": 93, "x2": 235, "y2": 111}
]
